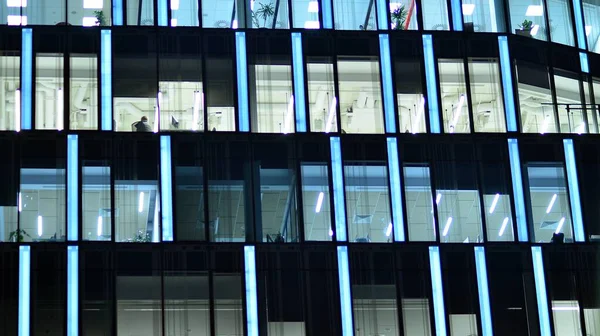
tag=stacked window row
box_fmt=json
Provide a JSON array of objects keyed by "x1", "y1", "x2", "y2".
[
  {"x1": 2, "y1": 243, "x2": 599, "y2": 336},
  {"x1": 1, "y1": 28, "x2": 600, "y2": 135},
  {"x1": 2, "y1": 132, "x2": 600, "y2": 244},
  {"x1": 1, "y1": 0, "x2": 600, "y2": 52}
]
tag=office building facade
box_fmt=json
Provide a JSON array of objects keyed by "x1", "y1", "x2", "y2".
[{"x1": 1, "y1": 0, "x2": 600, "y2": 335}]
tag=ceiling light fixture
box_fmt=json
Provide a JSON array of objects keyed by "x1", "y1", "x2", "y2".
[
  {"x1": 555, "y1": 217, "x2": 565, "y2": 234},
  {"x1": 546, "y1": 194, "x2": 557, "y2": 214},
  {"x1": 489, "y1": 193, "x2": 500, "y2": 214},
  {"x1": 442, "y1": 217, "x2": 453, "y2": 236},
  {"x1": 498, "y1": 217, "x2": 509, "y2": 237},
  {"x1": 315, "y1": 192, "x2": 324, "y2": 213},
  {"x1": 138, "y1": 192, "x2": 145, "y2": 213},
  {"x1": 525, "y1": 5, "x2": 544, "y2": 17},
  {"x1": 462, "y1": 4, "x2": 475, "y2": 16},
  {"x1": 325, "y1": 96, "x2": 337, "y2": 133}
]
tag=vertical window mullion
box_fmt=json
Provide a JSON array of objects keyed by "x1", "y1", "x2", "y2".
[
  {"x1": 563, "y1": 139, "x2": 585, "y2": 242},
  {"x1": 235, "y1": 32, "x2": 250, "y2": 132},
  {"x1": 508, "y1": 139, "x2": 529, "y2": 242},
  {"x1": 100, "y1": 30, "x2": 112, "y2": 131},
  {"x1": 21, "y1": 28, "x2": 32, "y2": 130},
  {"x1": 18, "y1": 245, "x2": 30, "y2": 336},
  {"x1": 160, "y1": 135, "x2": 173, "y2": 241},
  {"x1": 531, "y1": 246, "x2": 552, "y2": 336},
  {"x1": 67, "y1": 134, "x2": 78, "y2": 241},
  {"x1": 379, "y1": 34, "x2": 396, "y2": 133},
  {"x1": 422, "y1": 35, "x2": 441, "y2": 133},
  {"x1": 291, "y1": 32, "x2": 307, "y2": 132}
]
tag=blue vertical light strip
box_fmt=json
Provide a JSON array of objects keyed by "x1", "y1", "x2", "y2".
[
  {"x1": 428, "y1": 246, "x2": 447, "y2": 336},
  {"x1": 572, "y1": 0, "x2": 587, "y2": 50},
  {"x1": 450, "y1": 0, "x2": 463, "y2": 31},
  {"x1": 580, "y1": 52, "x2": 589, "y2": 73},
  {"x1": 379, "y1": 34, "x2": 396, "y2": 133},
  {"x1": 244, "y1": 246, "x2": 259, "y2": 336},
  {"x1": 112, "y1": 0, "x2": 123, "y2": 25},
  {"x1": 291, "y1": 33, "x2": 307, "y2": 132},
  {"x1": 235, "y1": 32, "x2": 250, "y2": 132},
  {"x1": 67, "y1": 246, "x2": 78, "y2": 336},
  {"x1": 474, "y1": 247, "x2": 493, "y2": 336},
  {"x1": 508, "y1": 139, "x2": 528, "y2": 242},
  {"x1": 375, "y1": 0, "x2": 389, "y2": 29},
  {"x1": 330, "y1": 137, "x2": 347, "y2": 242},
  {"x1": 100, "y1": 30, "x2": 112, "y2": 131},
  {"x1": 67, "y1": 135, "x2": 79, "y2": 241},
  {"x1": 563, "y1": 139, "x2": 585, "y2": 242},
  {"x1": 321, "y1": 0, "x2": 333, "y2": 29},
  {"x1": 157, "y1": 0, "x2": 168, "y2": 26},
  {"x1": 160, "y1": 135, "x2": 173, "y2": 242},
  {"x1": 498, "y1": 36, "x2": 517, "y2": 132},
  {"x1": 422, "y1": 35, "x2": 440, "y2": 133},
  {"x1": 386, "y1": 138, "x2": 405, "y2": 241},
  {"x1": 531, "y1": 246, "x2": 552, "y2": 336},
  {"x1": 337, "y1": 246, "x2": 354, "y2": 336},
  {"x1": 21, "y1": 28, "x2": 32, "y2": 130},
  {"x1": 18, "y1": 246, "x2": 30, "y2": 336}
]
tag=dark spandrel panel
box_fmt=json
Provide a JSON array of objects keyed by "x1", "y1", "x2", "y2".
[
  {"x1": 113, "y1": 31, "x2": 158, "y2": 98},
  {"x1": 390, "y1": 35, "x2": 423, "y2": 58},
  {"x1": 434, "y1": 36, "x2": 464, "y2": 58},
  {"x1": 0, "y1": 246, "x2": 18, "y2": 336},
  {"x1": 81, "y1": 247, "x2": 114, "y2": 336},
  {"x1": 336, "y1": 32, "x2": 380, "y2": 56},
  {"x1": 304, "y1": 247, "x2": 341, "y2": 335},
  {"x1": 31, "y1": 247, "x2": 66, "y2": 336},
  {"x1": 550, "y1": 45, "x2": 580, "y2": 73},
  {"x1": 510, "y1": 37, "x2": 549, "y2": 65},
  {"x1": 0, "y1": 138, "x2": 18, "y2": 207},
  {"x1": 70, "y1": 30, "x2": 99, "y2": 54},
  {"x1": 0, "y1": 28, "x2": 21, "y2": 51},
  {"x1": 465, "y1": 35, "x2": 499, "y2": 57},
  {"x1": 440, "y1": 248, "x2": 479, "y2": 315},
  {"x1": 519, "y1": 139, "x2": 565, "y2": 162},
  {"x1": 574, "y1": 141, "x2": 600, "y2": 236},
  {"x1": 303, "y1": 31, "x2": 334, "y2": 56}
]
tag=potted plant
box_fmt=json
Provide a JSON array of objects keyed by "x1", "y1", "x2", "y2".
[
  {"x1": 516, "y1": 19, "x2": 533, "y2": 37},
  {"x1": 131, "y1": 229, "x2": 151, "y2": 243},
  {"x1": 94, "y1": 10, "x2": 108, "y2": 26},
  {"x1": 390, "y1": 5, "x2": 407, "y2": 30},
  {"x1": 252, "y1": 2, "x2": 275, "y2": 28},
  {"x1": 8, "y1": 229, "x2": 31, "y2": 242}
]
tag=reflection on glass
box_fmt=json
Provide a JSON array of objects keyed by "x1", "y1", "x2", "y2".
[
  {"x1": 252, "y1": 64, "x2": 294, "y2": 133},
  {"x1": 170, "y1": 0, "x2": 199, "y2": 26},
  {"x1": 468, "y1": 58, "x2": 506, "y2": 132},
  {"x1": 333, "y1": 0, "x2": 377, "y2": 30},
  {"x1": 202, "y1": 0, "x2": 236, "y2": 28},
  {"x1": 158, "y1": 82, "x2": 204, "y2": 131},
  {"x1": 23, "y1": 1, "x2": 66, "y2": 25},
  {"x1": 301, "y1": 164, "x2": 333, "y2": 241},
  {"x1": 516, "y1": 61, "x2": 556, "y2": 133},
  {"x1": 547, "y1": 0, "x2": 575, "y2": 46},
  {"x1": 204, "y1": 33, "x2": 237, "y2": 132},
  {"x1": 583, "y1": 0, "x2": 600, "y2": 53},
  {"x1": 68, "y1": 0, "x2": 112, "y2": 26},
  {"x1": 36, "y1": 54, "x2": 64, "y2": 130},
  {"x1": 390, "y1": 1, "x2": 418, "y2": 30},
  {"x1": 552, "y1": 301, "x2": 583, "y2": 336},
  {"x1": 422, "y1": 0, "x2": 449, "y2": 31},
  {"x1": 344, "y1": 164, "x2": 392, "y2": 243},
  {"x1": 554, "y1": 70, "x2": 585, "y2": 134},
  {"x1": 126, "y1": 0, "x2": 154, "y2": 25},
  {"x1": 438, "y1": 59, "x2": 471, "y2": 133},
  {"x1": 82, "y1": 166, "x2": 112, "y2": 241},
  {"x1": 461, "y1": 0, "x2": 505, "y2": 32},
  {"x1": 403, "y1": 165, "x2": 436, "y2": 241},
  {"x1": 0, "y1": 54, "x2": 20, "y2": 131},
  {"x1": 175, "y1": 162, "x2": 205, "y2": 241},
  {"x1": 338, "y1": 59, "x2": 384, "y2": 134},
  {"x1": 251, "y1": 0, "x2": 290, "y2": 28},
  {"x1": 526, "y1": 165, "x2": 573, "y2": 243},
  {"x1": 395, "y1": 60, "x2": 425, "y2": 133},
  {"x1": 508, "y1": 0, "x2": 548, "y2": 41},
  {"x1": 292, "y1": 0, "x2": 321, "y2": 28},
  {"x1": 214, "y1": 271, "x2": 244, "y2": 335},
  {"x1": 307, "y1": 62, "x2": 338, "y2": 132},
  {"x1": 483, "y1": 193, "x2": 513, "y2": 241},
  {"x1": 70, "y1": 55, "x2": 99, "y2": 130}
]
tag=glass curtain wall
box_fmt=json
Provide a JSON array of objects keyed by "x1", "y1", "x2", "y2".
[
  {"x1": 0, "y1": 137, "x2": 18, "y2": 242},
  {"x1": 390, "y1": 1, "x2": 418, "y2": 30},
  {"x1": 212, "y1": 247, "x2": 245, "y2": 335},
  {"x1": 291, "y1": 0, "x2": 321, "y2": 29},
  {"x1": 69, "y1": 31, "x2": 99, "y2": 130},
  {"x1": 421, "y1": 0, "x2": 449, "y2": 30},
  {"x1": 333, "y1": 0, "x2": 377, "y2": 30},
  {"x1": 23, "y1": 1, "x2": 66, "y2": 25},
  {"x1": 0, "y1": 29, "x2": 20, "y2": 131},
  {"x1": 31, "y1": 247, "x2": 66, "y2": 334},
  {"x1": 126, "y1": 0, "x2": 154, "y2": 25},
  {"x1": 171, "y1": 0, "x2": 200, "y2": 26},
  {"x1": 81, "y1": 247, "x2": 114, "y2": 335},
  {"x1": 508, "y1": 0, "x2": 549, "y2": 41},
  {"x1": 583, "y1": 0, "x2": 600, "y2": 53},
  {"x1": 461, "y1": 0, "x2": 506, "y2": 32},
  {"x1": 35, "y1": 31, "x2": 65, "y2": 130},
  {"x1": 81, "y1": 137, "x2": 112, "y2": 241},
  {"x1": 68, "y1": 0, "x2": 112, "y2": 26}
]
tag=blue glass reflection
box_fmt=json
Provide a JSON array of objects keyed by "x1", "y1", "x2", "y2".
[
  {"x1": 531, "y1": 246, "x2": 552, "y2": 336},
  {"x1": 330, "y1": 137, "x2": 347, "y2": 241},
  {"x1": 112, "y1": 0, "x2": 123, "y2": 25},
  {"x1": 508, "y1": 139, "x2": 528, "y2": 242},
  {"x1": 19, "y1": 246, "x2": 30, "y2": 336},
  {"x1": 21, "y1": 28, "x2": 32, "y2": 130},
  {"x1": 422, "y1": 35, "x2": 440, "y2": 133},
  {"x1": 474, "y1": 247, "x2": 492, "y2": 336},
  {"x1": 563, "y1": 139, "x2": 584, "y2": 242},
  {"x1": 429, "y1": 246, "x2": 447, "y2": 336},
  {"x1": 160, "y1": 136, "x2": 173, "y2": 241},
  {"x1": 67, "y1": 135, "x2": 78, "y2": 241},
  {"x1": 67, "y1": 246, "x2": 78, "y2": 336},
  {"x1": 244, "y1": 246, "x2": 259, "y2": 336},
  {"x1": 386, "y1": 138, "x2": 405, "y2": 241},
  {"x1": 337, "y1": 246, "x2": 354, "y2": 336},
  {"x1": 379, "y1": 34, "x2": 396, "y2": 133},
  {"x1": 572, "y1": 0, "x2": 587, "y2": 50},
  {"x1": 236, "y1": 32, "x2": 250, "y2": 132},
  {"x1": 498, "y1": 36, "x2": 517, "y2": 132},
  {"x1": 101, "y1": 30, "x2": 112, "y2": 131},
  {"x1": 580, "y1": 52, "x2": 589, "y2": 73},
  {"x1": 291, "y1": 33, "x2": 307, "y2": 132}
]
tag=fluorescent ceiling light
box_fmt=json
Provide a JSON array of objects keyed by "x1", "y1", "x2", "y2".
[
  {"x1": 231, "y1": 19, "x2": 238, "y2": 29},
  {"x1": 576, "y1": 122, "x2": 585, "y2": 135},
  {"x1": 15, "y1": 89, "x2": 20, "y2": 132},
  {"x1": 412, "y1": 96, "x2": 426, "y2": 134},
  {"x1": 82, "y1": 17, "x2": 98, "y2": 27},
  {"x1": 56, "y1": 88, "x2": 64, "y2": 131},
  {"x1": 7, "y1": 15, "x2": 26, "y2": 26},
  {"x1": 552, "y1": 306, "x2": 579, "y2": 311},
  {"x1": 498, "y1": 217, "x2": 509, "y2": 237},
  {"x1": 555, "y1": 217, "x2": 565, "y2": 234},
  {"x1": 462, "y1": 4, "x2": 475, "y2": 16},
  {"x1": 7, "y1": 0, "x2": 26, "y2": 7},
  {"x1": 170, "y1": 0, "x2": 179, "y2": 10},
  {"x1": 308, "y1": 1, "x2": 319, "y2": 12},
  {"x1": 546, "y1": 194, "x2": 557, "y2": 214},
  {"x1": 442, "y1": 217, "x2": 453, "y2": 236},
  {"x1": 489, "y1": 193, "x2": 500, "y2": 214},
  {"x1": 170, "y1": 18, "x2": 178, "y2": 27},
  {"x1": 328, "y1": 228, "x2": 333, "y2": 236},
  {"x1": 192, "y1": 91, "x2": 202, "y2": 131},
  {"x1": 385, "y1": 223, "x2": 393, "y2": 237},
  {"x1": 315, "y1": 192, "x2": 324, "y2": 213},
  {"x1": 585, "y1": 25, "x2": 592, "y2": 36},
  {"x1": 138, "y1": 192, "x2": 145, "y2": 213},
  {"x1": 83, "y1": 0, "x2": 103, "y2": 9},
  {"x1": 304, "y1": 21, "x2": 320, "y2": 29},
  {"x1": 37, "y1": 215, "x2": 43, "y2": 237},
  {"x1": 18, "y1": 192, "x2": 22, "y2": 212},
  {"x1": 325, "y1": 97, "x2": 337, "y2": 133},
  {"x1": 530, "y1": 24, "x2": 540, "y2": 36},
  {"x1": 525, "y1": 5, "x2": 544, "y2": 16},
  {"x1": 97, "y1": 216, "x2": 103, "y2": 237},
  {"x1": 540, "y1": 113, "x2": 549, "y2": 133},
  {"x1": 435, "y1": 193, "x2": 442, "y2": 205}
]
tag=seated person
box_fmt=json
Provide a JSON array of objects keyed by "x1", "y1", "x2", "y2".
[{"x1": 132, "y1": 116, "x2": 152, "y2": 132}]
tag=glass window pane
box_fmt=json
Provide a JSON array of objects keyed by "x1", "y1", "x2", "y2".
[
  {"x1": 516, "y1": 61, "x2": 556, "y2": 133},
  {"x1": 126, "y1": 0, "x2": 154, "y2": 25},
  {"x1": 70, "y1": 31, "x2": 100, "y2": 130},
  {"x1": 116, "y1": 248, "x2": 162, "y2": 334},
  {"x1": 31, "y1": 247, "x2": 65, "y2": 334},
  {"x1": 333, "y1": 0, "x2": 377, "y2": 30},
  {"x1": 0, "y1": 139, "x2": 18, "y2": 242},
  {"x1": 20, "y1": 137, "x2": 66, "y2": 242},
  {"x1": 24, "y1": 1, "x2": 66, "y2": 25},
  {"x1": 547, "y1": 0, "x2": 575, "y2": 46},
  {"x1": 404, "y1": 165, "x2": 436, "y2": 241},
  {"x1": 391, "y1": 36, "x2": 425, "y2": 133},
  {"x1": 171, "y1": 0, "x2": 199, "y2": 26},
  {"x1": 158, "y1": 33, "x2": 204, "y2": 132},
  {"x1": 461, "y1": 0, "x2": 506, "y2": 33},
  {"x1": 508, "y1": 0, "x2": 549, "y2": 41},
  {"x1": 213, "y1": 248, "x2": 245, "y2": 335},
  {"x1": 35, "y1": 33, "x2": 65, "y2": 130},
  {"x1": 204, "y1": 32, "x2": 237, "y2": 132},
  {"x1": 68, "y1": 0, "x2": 112, "y2": 26},
  {"x1": 247, "y1": 33, "x2": 294, "y2": 133},
  {"x1": 422, "y1": 0, "x2": 450, "y2": 31},
  {"x1": 291, "y1": 0, "x2": 321, "y2": 29},
  {"x1": 113, "y1": 31, "x2": 158, "y2": 132},
  {"x1": 201, "y1": 0, "x2": 235, "y2": 28},
  {"x1": 439, "y1": 59, "x2": 471, "y2": 133},
  {"x1": 81, "y1": 138, "x2": 112, "y2": 241},
  {"x1": 390, "y1": 1, "x2": 418, "y2": 30},
  {"x1": 0, "y1": 30, "x2": 20, "y2": 131},
  {"x1": 252, "y1": 0, "x2": 290, "y2": 28},
  {"x1": 301, "y1": 163, "x2": 332, "y2": 241},
  {"x1": 554, "y1": 69, "x2": 585, "y2": 134},
  {"x1": 81, "y1": 247, "x2": 114, "y2": 335},
  {"x1": 343, "y1": 139, "x2": 392, "y2": 243},
  {"x1": 583, "y1": 0, "x2": 600, "y2": 52},
  {"x1": 305, "y1": 33, "x2": 338, "y2": 133},
  {"x1": 468, "y1": 58, "x2": 506, "y2": 132},
  {"x1": 113, "y1": 138, "x2": 159, "y2": 243}
]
